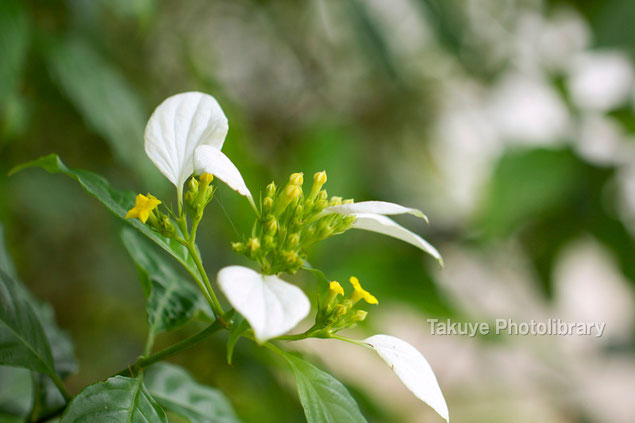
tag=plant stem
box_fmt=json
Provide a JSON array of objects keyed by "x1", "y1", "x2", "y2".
[
  {"x1": 186, "y1": 243, "x2": 225, "y2": 320},
  {"x1": 116, "y1": 319, "x2": 225, "y2": 377},
  {"x1": 49, "y1": 372, "x2": 72, "y2": 402}
]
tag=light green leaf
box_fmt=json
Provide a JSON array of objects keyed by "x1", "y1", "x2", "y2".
[
  {"x1": 60, "y1": 376, "x2": 167, "y2": 422},
  {"x1": 10, "y1": 154, "x2": 201, "y2": 281},
  {"x1": 144, "y1": 363, "x2": 240, "y2": 423},
  {"x1": 121, "y1": 228, "x2": 212, "y2": 334},
  {"x1": 0, "y1": 269, "x2": 55, "y2": 377},
  {"x1": 281, "y1": 351, "x2": 367, "y2": 423},
  {"x1": 44, "y1": 36, "x2": 148, "y2": 172}
]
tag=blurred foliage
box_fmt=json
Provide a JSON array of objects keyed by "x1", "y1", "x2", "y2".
[{"x1": 1, "y1": 0, "x2": 634, "y2": 422}]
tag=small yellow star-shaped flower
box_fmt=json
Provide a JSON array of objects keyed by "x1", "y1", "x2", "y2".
[
  {"x1": 349, "y1": 276, "x2": 378, "y2": 305},
  {"x1": 125, "y1": 194, "x2": 161, "y2": 223}
]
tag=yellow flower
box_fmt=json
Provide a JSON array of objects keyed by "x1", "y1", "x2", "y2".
[
  {"x1": 125, "y1": 194, "x2": 161, "y2": 223},
  {"x1": 329, "y1": 281, "x2": 344, "y2": 296},
  {"x1": 349, "y1": 276, "x2": 378, "y2": 305}
]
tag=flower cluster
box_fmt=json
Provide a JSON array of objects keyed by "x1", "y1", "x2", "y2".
[
  {"x1": 123, "y1": 91, "x2": 449, "y2": 422},
  {"x1": 232, "y1": 171, "x2": 356, "y2": 274}
]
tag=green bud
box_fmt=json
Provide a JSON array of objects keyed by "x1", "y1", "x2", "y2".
[
  {"x1": 329, "y1": 196, "x2": 342, "y2": 206},
  {"x1": 263, "y1": 196, "x2": 274, "y2": 211},
  {"x1": 282, "y1": 250, "x2": 298, "y2": 265},
  {"x1": 266, "y1": 182, "x2": 277, "y2": 198},
  {"x1": 342, "y1": 198, "x2": 354, "y2": 204},
  {"x1": 264, "y1": 235, "x2": 275, "y2": 249},
  {"x1": 318, "y1": 190, "x2": 328, "y2": 201},
  {"x1": 333, "y1": 304, "x2": 348, "y2": 317},
  {"x1": 286, "y1": 233, "x2": 300, "y2": 248},
  {"x1": 294, "y1": 205, "x2": 303, "y2": 222},
  {"x1": 188, "y1": 177, "x2": 199, "y2": 194},
  {"x1": 351, "y1": 310, "x2": 368, "y2": 323},
  {"x1": 310, "y1": 171, "x2": 327, "y2": 198},
  {"x1": 247, "y1": 237, "x2": 260, "y2": 253},
  {"x1": 315, "y1": 199, "x2": 328, "y2": 212},
  {"x1": 231, "y1": 242, "x2": 246, "y2": 253},
  {"x1": 265, "y1": 218, "x2": 278, "y2": 235}
]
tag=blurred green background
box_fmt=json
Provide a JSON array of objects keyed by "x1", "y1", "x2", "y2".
[{"x1": 1, "y1": 0, "x2": 634, "y2": 422}]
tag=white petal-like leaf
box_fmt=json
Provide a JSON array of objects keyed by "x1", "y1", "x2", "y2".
[
  {"x1": 351, "y1": 213, "x2": 443, "y2": 265},
  {"x1": 194, "y1": 145, "x2": 253, "y2": 200},
  {"x1": 323, "y1": 201, "x2": 428, "y2": 222},
  {"x1": 217, "y1": 266, "x2": 310, "y2": 343},
  {"x1": 144, "y1": 92, "x2": 228, "y2": 192},
  {"x1": 364, "y1": 335, "x2": 449, "y2": 422}
]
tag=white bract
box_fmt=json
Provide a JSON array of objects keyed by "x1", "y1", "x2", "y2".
[
  {"x1": 144, "y1": 91, "x2": 252, "y2": 206},
  {"x1": 323, "y1": 201, "x2": 442, "y2": 266},
  {"x1": 217, "y1": 266, "x2": 310, "y2": 343},
  {"x1": 364, "y1": 334, "x2": 449, "y2": 422}
]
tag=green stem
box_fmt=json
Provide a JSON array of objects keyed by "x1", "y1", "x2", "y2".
[
  {"x1": 28, "y1": 372, "x2": 42, "y2": 422},
  {"x1": 116, "y1": 319, "x2": 226, "y2": 377},
  {"x1": 49, "y1": 372, "x2": 72, "y2": 402},
  {"x1": 143, "y1": 330, "x2": 155, "y2": 357},
  {"x1": 187, "y1": 243, "x2": 224, "y2": 320}
]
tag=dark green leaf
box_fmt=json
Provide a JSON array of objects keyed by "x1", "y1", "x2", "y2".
[
  {"x1": 60, "y1": 376, "x2": 167, "y2": 422},
  {"x1": 226, "y1": 316, "x2": 249, "y2": 365},
  {"x1": 121, "y1": 228, "x2": 212, "y2": 334},
  {"x1": 10, "y1": 154, "x2": 201, "y2": 281},
  {"x1": 0, "y1": 0, "x2": 29, "y2": 106},
  {"x1": 0, "y1": 269, "x2": 56, "y2": 378},
  {"x1": 281, "y1": 351, "x2": 367, "y2": 423},
  {"x1": 144, "y1": 363, "x2": 240, "y2": 423}
]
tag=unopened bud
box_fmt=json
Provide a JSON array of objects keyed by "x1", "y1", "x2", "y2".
[
  {"x1": 310, "y1": 171, "x2": 327, "y2": 198},
  {"x1": 351, "y1": 310, "x2": 368, "y2": 323},
  {"x1": 247, "y1": 237, "x2": 260, "y2": 253},
  {"x1": 329, "y1": 196, "x2": 342, "y2": 206},
  {"x1": 231, "y1": 242, "x2": 245, "y2": 253},
  {"x1": 287, "y1": 233, "x2": 300, "y2": 248},
  {"x1": 342, "y1": 198, "x2": 354, "y2": 204},
  {"x1": 188, "y1": 178, "x2": 199, "y2": 193},
  {"x1": 294, "y1": 205, "x2": 303, "y2": 221},
  {"x1": 266, "y1": 182, "x2": 277, "y2": 197},
  {"x1": 199, "y1": 173, "x2": 214, "y2": 185},
  {"x1": 333, "y1": 304, "x2": 348, "y2": 317},
  {"x1": 283, "y1": 250, "x2": 298, "y2": 265},
  {"x1": 265, "y1": 218, "x2": 278, "y2": 235},
  {"x1": 318, "y1": 190, "x2": 328, "y2": 201},
  {"x1": 315, "y1": 199, "x2": 328, "y2": 211},
  {"x1": 264, "y1": 235, "x2": 275, "y2": 249},
  {"x1": 289, "y1": 172, "x2": 304, "y2": 186},
  {"x1": 285, "y1": 185, "x2": 302, "y2": 200},
  {"x1": 263, "y1": 196, "x2": 274, "y2": 211}
]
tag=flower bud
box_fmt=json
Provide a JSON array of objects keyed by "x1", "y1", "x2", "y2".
[
  {"x1": 263, "y1": 197, "x2": 274, "y2": 212},
  {"x1": 294, "y1": 205, "x2": 303, "y2": 221},
  {"x1": 318, "y1": 190, "x2": 328, "y2": 201},
  {"x1": 342, "y1": 198, "x2": 354, "y2": 204},
  {"x1": 282, "y1": 250, "x2": 298, "y2": 265},
  {"x1": 351, "y1": 310, "x2": 368, "y2": 323},
  {"x1": 188, "y1": 177, "x2": 199, "y2": 194},
  {"x1": 315, "y1": 199, "x2": 328, "y2": 212},
  {"x1": 333, "y1": 304, "x2": 348, "y2": 317},
  {"x1": 289, "y1": 172, "x2": 304, "y2": 186},
  {"x1": 329, "y1": 196, "x2": 342, "y2": 206},
  {"x1": 263, "y1": 235, "x2": 275, "y2": 249},
  {"x1": 231, "y1": 242, "x2": 246, "y2": 253},
  {"x1": 286, "y1": 233, "x2": 300, "y2": 248},
  {"x1": 199, "y1": 173, "x2": 214, "y2": 185},
  {"x1": 266, "y1": 181, "x2": 277, "y2": 197},
  {"x1": 285, "y1": 184, "x2": 302, "y2": 200},
  {"x1": 265, "y1": 218, "x2": 278, "y2": 235},
  {"x1": 247, "y1": 237, "x2": 260, "y2": 253},
  {"x1": 310, "y1": 171, "x2": 327, "y2": 198}
]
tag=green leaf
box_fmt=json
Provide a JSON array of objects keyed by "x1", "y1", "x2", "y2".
[
  {"x1": 0, "y1": 366, "x2": 32, "y2": 418},
  {"x1": 121, "y1": 228, "x2": 212, "y2": 334},
  {"x1": 0, "y1": 269, "x2": 56, "y2": 378},
  {"x1": 0, "y1": 226, "x2": 76, "y2": 418},
  {"x1": 61, "y1": 376, "x2": 167, "y2": 422},
  {"x1": 43, "y1": 36, "x2": 148, "y2": 172},
  {"x1": 10, "y1": 154, "x2": 201, "y2": 281},
  {"x1": 0, "y1": 0, "x2": 29, "y2": 106},
  {"x1": 281, "y1": 351, "x2": 367, "y2": 423},
  {"x1": 144, "y1": 363, "x2": 240, "y2": 423},
  {"x1": 226, "y1": 316, "x2": 249, "y2": 365}
]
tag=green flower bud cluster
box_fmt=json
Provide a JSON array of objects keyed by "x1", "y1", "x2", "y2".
[
  {"x1": 184, "y1": 173, "x2": 215, "y2": 221},
  {"x1": 146, "y1": 208, "x2": 177, "y2": 238},
  {"x1": 232, "y1": 170, "x2": 356, "y2": 275}
]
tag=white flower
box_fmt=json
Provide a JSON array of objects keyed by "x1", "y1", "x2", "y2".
[
  {"x1": 144, "y1": 91, "x2": 253, "y2": 206},
  {"x1": 217, "y1": 266, "x2": 310, "y2": 343},
  {"x1": 323, "y1": 201, "x2": 443, "y2": 265},
  {"x1": 364, "y1": 334, "x2": 449, "y2": 422}
]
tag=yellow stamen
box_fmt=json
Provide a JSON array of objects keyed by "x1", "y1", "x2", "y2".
[
  {"x1": 126, "y1": 194, "x2": 161, "y2": 223},
  {"x1": 349, "y1": 276, "x2": 378, "y2": 305},
  {"x1": 329, "y1": 281, "x2": 344, "y2": 296}
]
